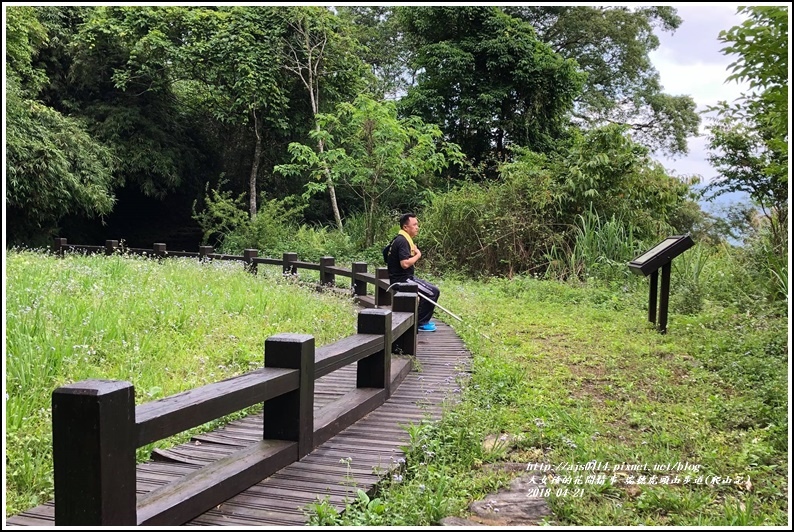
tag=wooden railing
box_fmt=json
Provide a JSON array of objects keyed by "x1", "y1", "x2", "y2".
[
  {"x1": 49, "y1": 238, "x2": 418, "y2": 525},
  {"x1": 51, "y1": 238, "x2": 396, "y2": 307}
]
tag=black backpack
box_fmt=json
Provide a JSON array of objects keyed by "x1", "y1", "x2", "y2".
[{"x1": 382, "y1": 236, "x2": 397, "y2": 264}]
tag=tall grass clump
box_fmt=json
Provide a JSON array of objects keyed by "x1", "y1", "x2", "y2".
[
  {"x1": 670, "y1": 242, "x2": 712, "y2": 314},
  {"x1": 544, "y1": 208, "x2": 645, "y2": 283},
  {"x1": 5, "y1": 248, "x2": 358, "y2": 517}
]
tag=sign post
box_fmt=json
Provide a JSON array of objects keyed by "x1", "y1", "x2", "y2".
[{"x1": 628, "y1": 235, "x2": 694, "y2": 333}]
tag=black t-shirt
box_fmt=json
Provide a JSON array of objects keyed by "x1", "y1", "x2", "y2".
[{"x1": 386, "y1": 234, "x2": 414, "y2": 283}]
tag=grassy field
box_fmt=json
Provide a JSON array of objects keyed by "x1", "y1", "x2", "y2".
[
  {"x1": 4, "y1": 249, "x2": 359, "y2": 516},
  {"x1": 307, "y1": 274, "x2": 788, "y2": 526},
  {"x1": 4, "y1": 249, "x2": 789, "y2": 525}
]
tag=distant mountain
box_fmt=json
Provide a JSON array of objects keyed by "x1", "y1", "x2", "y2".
[{"x1": 696, "y1": 188, "x2": 752, "y2": 216}]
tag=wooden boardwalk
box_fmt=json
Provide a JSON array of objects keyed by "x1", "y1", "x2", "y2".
[{"x1": 6, "y1": 320, "x2": 471, "y2": 526}]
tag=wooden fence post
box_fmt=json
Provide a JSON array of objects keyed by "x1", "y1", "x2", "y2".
[
  {"x1": 199, "y1": 245, "x2": 214, "y2": 261},
  {"x1": 52, "y1": 380, "x2": 137, "y2": 525},
  {"x1": 264, "y1": 334, "x2": 315, "y2": 458},
  {"x1": 105, "y1": 240, "x2": 119, "y2": 255},
  {"x1": 375, "y1": 267, "x2": 391, "y2": 307},
  {"x1": 282, "y1": 252, "x2": 298, "y2": 276},
  {"x1": 153, "y1": 243, "x2": 167, "y2": 259},
  {"x1": 319, "y1": 256, "x2": 335, "y2": 286},
  {"x1": 357, "y1": 309, "x2": 393, "y2": 395},
  {"x1": 243, "y1": 249, "x2": 258, "y2": 275},
  {"x1": 352, "y1": 262, "x2": 367, "y2": 296},
  {"x1": 392, "y1": 284, "x2": 418, "y2": 357},
  {"x1": 53, "y1": 238, "x2": 67, "y2": 257}
]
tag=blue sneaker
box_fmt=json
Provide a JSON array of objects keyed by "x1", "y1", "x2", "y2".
[{"x1": 418, "y1": 323, "x2": 437, "y2": 332}]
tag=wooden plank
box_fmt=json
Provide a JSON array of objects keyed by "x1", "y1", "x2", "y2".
[
  {"x1": 136, "y1": 368, "x2": 298, "y2": 447},
  {"x1": 355, "y1": 271, "x2": 377, "y2": 285},
  {"x1": 251, "y1": 257, "x2": 282, "y2": 266},
  {"x1": 52, "y1": 380, "x2": 137, "y2": 525},
  {"x1": 314, "y1": 334, "x2": 382, "y2": 378},
  {"x1": 263, "y1": 334, "x2": 315, "y2": 459},
  {"x1": 137, "y1": 440, "x2": 296, "y2": 525},
  {"x1": 291, "y1": 260, "x2": 320, "y2": 271},
  {"x1": 190, "y1": 432, "x2": 260, "y2": 447},
  {"x1": 191, "y1": 509, "x2": 306, "y2": 526},
  {"x1": 391, "y1": 311, "x2": 415, "y2": 338},
  {"x1": 313, "y1": 388, "x2": 386, "y2": 447},
  {"x1": 323, "y1": 265, "x2": 351, "y2": 278},
  {"x1": 354, "y1": 294, "x2": 376, "y2": 308}
]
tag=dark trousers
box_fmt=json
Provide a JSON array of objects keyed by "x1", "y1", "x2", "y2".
[{"x1": 406, "y1": 277, "x2": 440, "y2": 325}]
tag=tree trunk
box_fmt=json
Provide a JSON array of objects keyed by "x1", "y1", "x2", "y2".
[
  {"x1": 249, "y1": 115, "x2": 263, "y2": 220},
  {"x1": 285, "y1": 15, "x2": 343, "y2": 231},
  {"x1": 316, "y1": 131, "x2": 343, "y2": 230}
]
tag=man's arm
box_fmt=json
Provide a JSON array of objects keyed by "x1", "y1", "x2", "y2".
[{"x1": 400, "y1": 247, "x2": 421, "y2": 270}]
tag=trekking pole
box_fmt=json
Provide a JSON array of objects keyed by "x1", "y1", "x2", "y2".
[
  {"x1": 416, "y1": 292, "x2": 462, "y2": 322},
  {"x1": 385, "y1": 283, "x2": 492, "y2": 341}
]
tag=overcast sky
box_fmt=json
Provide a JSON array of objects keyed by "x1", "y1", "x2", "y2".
[{"x1": 647, "y1": 4, "x2": 754, "y2": 208}]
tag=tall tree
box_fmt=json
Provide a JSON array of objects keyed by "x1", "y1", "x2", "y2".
[
  {"x1": 506, "y1": 6, "x2": 700, "y2": 156},
  {"x1": 6, "y1": 6, "x2": 116, "y2": 244},
  {"x1": 397, "y1": 6, "x2": 585, "y2": 176},
  {"x1": 705, "y1": 6, "x2": 789, "y2": 252},
  {"x1": 281, "y1": 6, "x2": 369, "y2": 230},
  {"x1": 173, "y1": 6, "x2": 291, "y2": 219},
  {"x1": 67, "y1": 6, "x2": 208, "y2": 199},
  {"x1": 275, "y1": 94, "x2": 464, "y2": 245},
  {"x1": 336, "y1": 6, "x2": 412, "y2": 100}
]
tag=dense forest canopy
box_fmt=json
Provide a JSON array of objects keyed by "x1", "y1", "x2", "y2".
[{"x1": 4, "y1": 5, "x2": 787, "y2": 280}]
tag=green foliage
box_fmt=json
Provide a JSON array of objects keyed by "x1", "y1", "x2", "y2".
[
  {"x1": 276, "y1": 224, "x2": 356, "y2": 264},
  {"x1": 670, "y1": 243, "x2": 711, "y2": 315},
  {"x1": 5, "y1": 6, "x2": 49, "y2": 92},
  {"x1": 171, "y1": 6, "x2": 293, "y2": 217},
  {"x1": 5, "y1": 6, "x2": 117, "y2": 245},
  {"x1": 343, "y1": 208, "x2": 400, "y2": 252},
  {"x1": 420, "y1": 131, "x2": 691, "y2": 277},
  {"x1": 283, "y1": 5, "x2": 371, "y2": 114},
  {"x1": 192, "y1": 180, "x2": 306, "y2": 254},
  {"x1": 276, "y1": 94, "x2": 464, "y2": 246},
  {"x1": 719, "y1": 6, "x2": 788, "y2": 144},
  {"x1": 742, "y1": 217, "x2": 789, "y2": 304},
  {"x1": 558, "y1": 124, "x2": 688, "y2": 234},
  {"x1": 280, "y1": 6, "x2": 373, "y2": 228},
  {"x1": 304, "y1": 496, "x2": 342, "y2": 525},
  {"x1": 64, "y1": 6, "x2": 213, "y2": 199},
  {"x1": 397, "y1": 6, "x2": 585, "y2": 172},
  {"x1": 420, "y1": 165, "x2": 563, "y2": 277},
  {"x1": 5, "y1": 78, "x2": 117, "y2": 245},
  {"x1": 545, "y1": 209, "x2": 644, "y2": 283},
  {"x1": 667, "y1": 198, "x2": 746, "y2": 247},
  {"x1": 508, "y1": 6, "x2": 699, "y2": 156},
  {"x1": 175, "y1": 7, "x2": 289, "y2": 126},
  {"x1": 336, "y1": 6, "x2": 410, "y2": 100},
  {"x1": 192, "y1": 179, "x2": 364, "y2": 262},
  {"x1": 706, "y1": 6, "x2": 788, "y2": 255},
  {"x1": 192, "y1": 180, "x2": 252, "y2": 246}
]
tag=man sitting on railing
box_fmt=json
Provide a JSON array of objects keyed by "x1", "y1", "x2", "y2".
[{"x1": 385, "y1": 213, "x2": 440, "y2": 332}]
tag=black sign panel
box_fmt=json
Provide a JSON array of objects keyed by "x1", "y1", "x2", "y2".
[{"x1": 628, "y1": 235, "x2": 694, "y2": 276}]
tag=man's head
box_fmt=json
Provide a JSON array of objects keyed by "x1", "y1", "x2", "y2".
[{"x1": 400, "y1": 212, "x2": 419, "y2": 238}]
